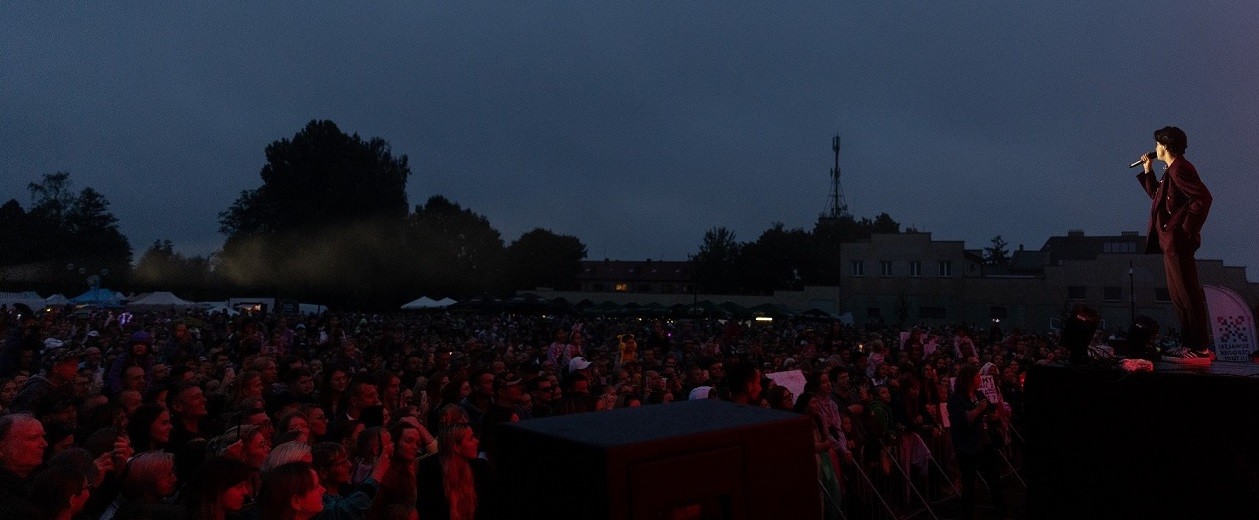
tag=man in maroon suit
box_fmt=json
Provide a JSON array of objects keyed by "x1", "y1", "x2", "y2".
[{"x1": 1137, "y1": 126, "x2": 1214, "y2": 364}]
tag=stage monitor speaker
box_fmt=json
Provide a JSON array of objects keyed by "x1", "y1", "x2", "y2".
[
  {"x1": 493, "y1": 399, "x2": 818, "y2": 520},
  {"x1": 1061, "y1": 303, "x2": 1099, "y2": 364}
]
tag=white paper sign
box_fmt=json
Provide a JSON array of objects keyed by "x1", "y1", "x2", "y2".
[
  {"x1": 766, "y1": 370, "x2": 806, "y2": 401},
  {"x1": 979, "y1": 375, "x2": 1000, "y2": 404}
]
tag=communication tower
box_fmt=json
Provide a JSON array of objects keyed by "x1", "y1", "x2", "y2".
[{"x1": 822, "y1": 134, "x2": 849, "y2": 220}]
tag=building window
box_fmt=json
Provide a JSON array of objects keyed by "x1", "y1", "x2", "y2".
[
  {"x1": 938, "y1": 260, "x2": 952, "y2": 277},
  {"x1": 851, "y1": 260, "x2": 864, "y2": 277},
  {"x1": 1103, "y1": 286, "x2": 1123, "y2": 302},
  {"x1": 908, "y1": 260, "x2": 921, "y2": 277},
  {"x1": 1154, "y1": 287, "x2": 1171, "y2": 303},
  {"x1": 1068, "y1": 286, "x2": 1087, "y2": 300},
  {"x1": 880, "y1": 260, "x2": 893, "y2": 277},
  {"x1": 1103, "y1": 241, "x2": 1139, "y2": 254},
  {"x1": 614, "y1": 283, "x2": 629, "y2": 292},
  {"x1": 920, "y1": 307, "x2": 947, "y2": 319}
]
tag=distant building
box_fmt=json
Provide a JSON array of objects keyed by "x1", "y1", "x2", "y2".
[
  {"x1": 839, "y1": 230, "x2": 1259, "y2": 333},
  {"x1": 576, "y1": 259, "x2": 693, "y2": 294},
  {"x1": 536, "y1": 230, "x2": 1258, "y2": 335}
]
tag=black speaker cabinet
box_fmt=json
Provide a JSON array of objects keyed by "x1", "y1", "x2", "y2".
[
  {"x1": 493, "y1": 399, "x2": 819, "y2": 520},
  {"x1": 1061, "y1": 303, "x2": 1099, "y2": 364}
]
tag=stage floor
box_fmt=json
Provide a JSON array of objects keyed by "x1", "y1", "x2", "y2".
[
  {"x1": 1152, "y1": 359, "x2": 1259, "y2": 376},
  {"x1": 1024, "y1": 361, "x2": 1259, "y2": 519}
]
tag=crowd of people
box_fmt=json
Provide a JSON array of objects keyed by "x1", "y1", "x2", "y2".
[{"x1": 0, "y1": 303, "x2": 1075, "y2": 519}]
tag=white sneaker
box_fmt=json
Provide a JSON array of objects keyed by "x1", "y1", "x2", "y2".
[{"x1": 1161, "y1": 347, "x2": 1214, "y2": 366}]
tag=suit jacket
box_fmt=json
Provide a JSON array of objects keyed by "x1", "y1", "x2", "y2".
[{"x1": 1137, "y1": 157, "x2": 1211, "y2": 254}]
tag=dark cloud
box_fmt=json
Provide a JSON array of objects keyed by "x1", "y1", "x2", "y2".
[{"x1": 3, "y1": 2, "x2": 1256, "y2": 277}]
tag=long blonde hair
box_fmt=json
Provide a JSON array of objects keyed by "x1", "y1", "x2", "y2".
[{"x1": 438, "y1": 423, "x2": 477, "y2": 520}]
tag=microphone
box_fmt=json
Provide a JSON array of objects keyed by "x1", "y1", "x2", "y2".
[{"x1": 1129, "y1": 152, "x2": 1155, "y2": 169}]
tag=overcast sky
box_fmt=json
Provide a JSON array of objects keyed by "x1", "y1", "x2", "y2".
[{"x1": 3, "y1": 2, "x2": 1257, "y2": 281}]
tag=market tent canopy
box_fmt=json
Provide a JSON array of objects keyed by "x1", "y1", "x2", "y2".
[
  {"x1": 449, "y1": 296, "x2": 502, "y2": 312},
  {"x1": 401, "y1": 296, "x2": 447, "y2": 310},
  {"x1": 128, "y1": 291, "x2": 199, "y2": 309},
  {"x1": 69, "y1": 287, "x2": 124, "y2": 307},
  {"x1": 0, "y1": 291, "x2": 47, "y2": 311}
]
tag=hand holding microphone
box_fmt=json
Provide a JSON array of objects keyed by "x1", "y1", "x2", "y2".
[{"x1": 1129, "y1": 151, "x2": 1155, "y2": 169}]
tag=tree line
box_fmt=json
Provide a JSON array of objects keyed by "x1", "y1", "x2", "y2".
[{"x1": 1, "y1": 120, "x2": 921, "y2": 310}]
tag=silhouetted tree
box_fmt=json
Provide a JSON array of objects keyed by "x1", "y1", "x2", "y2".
[
  {"x1": 403, "y1": 196, "x2": 506, "y2": 297},
  {"x1": 133, "y1": 240, "x2": 217, "y2": 298},
  {"x1": 691, "y1": 227, "x2": 743, "y2": 294},
  {"x1": 690, "y1": 212, "x2": 906, "y2": 295},
  {"x1": 216, "y1": 120, "x2": 411, "y2": 307},
  {"x1": 64, "y1": 187, "x2": 132, "y2": 281},
  {"x1": 27, "y1": 172, "x2": 77, "y2": 224},
  {"x1": 807, "y1": 216, "x2": 851, "y2": 286},
  {"x1": 505, "y1": 228, "x2": 587, "y2": 291},
  {"x1": 739, "y1": 223, "x2": 810, "y2": 294},
  {"x1": 984, "y1": 235, "x2": 1010, "y2": 266},
  {"x1": 0, "y1": 200, "x2": 33, "y2": 269},
  {"x1": 870, "y1": 212, "x2": 901, "y2": 234},
  {"x1": 219, "y1": 120, "x2": 409, "y2": 238},
  {"x1": 1, "y1": 173, "x2": 132, "y2": 292}
]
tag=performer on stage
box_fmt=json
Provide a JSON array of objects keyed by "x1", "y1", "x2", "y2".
[{"x1": 1136, "y1": 126, "x2": 1214, "y2": 364}]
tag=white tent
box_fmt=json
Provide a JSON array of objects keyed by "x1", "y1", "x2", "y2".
[
  {"x1": 128, "y1": 291, "x2": 200, "y2": 309},
  {"x1": 0, "y1": 291, "x2": 46, "y2": 311},
  {"x1": 45, "y1": 294, "x2": 70, "y2": 306},
  {"x1": 401, "y1": 296, "x2": 443, "y2": 310},
  {"x1": 436, "y1": 297, "x2": 457, "y2": 307}
]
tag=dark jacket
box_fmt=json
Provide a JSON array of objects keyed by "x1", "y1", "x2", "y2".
[
  {"x1": 1138, "y1": 158, "x2": 1212, "y2": 254},
  {"x1": 0, "y1": 467, "x2": 41, "y2": 520}
]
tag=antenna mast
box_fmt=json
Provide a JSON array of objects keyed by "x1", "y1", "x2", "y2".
[{"x1": 825, "y1": 134, "x2": 849, "y2": 219}]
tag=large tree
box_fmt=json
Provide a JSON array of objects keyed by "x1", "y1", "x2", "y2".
[
  {"x1": 1, "y1": 173, "x2": 132, "y2": 291},
  {"x1": 219, "y1": 120, "x2": 410, "y2": 238},
  {"x1": 133, "y1": 239, "x2": 217, "y2": 298},
  {"x1": 0, "y1": 200, "x2": 33, "y2": 269},
  {"x1": 403, "y1": 196, "x2": 507, "y2": 297},
  {"x1": 690, "y1": 211, "x2": 906, "y2": 295},
  {"x1": 869, "y1": 212, "x2": 901, "y2": 234},
  {"x1": 738, "y1": 223, "x2": 811, "y2": 294},
  {"x1": 64, "y1": 187, "x2": 132, "y2": 277},
  {"x1": 505, "y1": 228, "x2": 587, "y2": 291},
  {"x1": 217, "y1": 120, "x2": 411, "y2": 306},
  {"x1": 691, "y1": 227, "x2": 743, "y2": 294}
]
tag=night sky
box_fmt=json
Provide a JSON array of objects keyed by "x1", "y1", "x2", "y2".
[{"x1": 4, "y1": 3, "x2": 1256, "y2": 280}]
